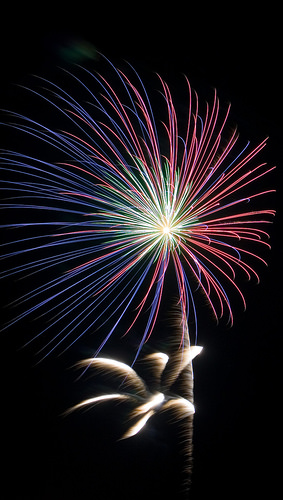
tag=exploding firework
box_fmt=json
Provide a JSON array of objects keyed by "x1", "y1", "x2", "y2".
[
  {"x1": 66, "y1": 331, "x2": 202, "y2": 490},
  {"x1": 67, "y1": 345, "x2": 202, "y2": 439},
  {"x1": 0, "y1": 55, "x2": 275, "y2": 360}
]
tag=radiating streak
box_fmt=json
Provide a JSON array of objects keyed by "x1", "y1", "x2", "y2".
[
  {"x1": 65, "y1": 394, "x2": 130, "y2": 414},
  {"x1": 132, "y1": 392, "x2": 165, "y2": 416},
  {"x1": 77, "y1": 357, "x2": 148, "y2": 397},
  {"x1": 162, "y1": 398, "x2": 195, "y2": 419},
  {"x1": 120, "y1": 410, "x2": 155, "y2": 440}
]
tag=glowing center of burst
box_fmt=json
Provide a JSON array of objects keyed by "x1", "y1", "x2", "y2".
[{"x1": 162, "y1": 224, "x2": 171, "y2": 235}]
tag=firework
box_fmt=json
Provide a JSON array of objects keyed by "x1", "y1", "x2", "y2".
[
  {"x1": 0, "y1": 55, "x2": 275, "y2": 359},
  {"x1": 65, "y1": 323, "x2": 202, "y2": 493},
  {"x1": 66, "y1": 344, "x2": 202, "y2": 440}
]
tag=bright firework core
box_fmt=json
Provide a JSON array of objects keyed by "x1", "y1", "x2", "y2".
[
  {"x1": 157, "y1": 217, "x2": 182, "y2": 250},
  {"x1": 162, "y1": 224, "x2": 171, "y2": 235}
]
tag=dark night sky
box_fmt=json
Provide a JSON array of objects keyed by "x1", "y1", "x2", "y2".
[{"x1": 1, "y1": 5, "x2": 282, "y2": 499}]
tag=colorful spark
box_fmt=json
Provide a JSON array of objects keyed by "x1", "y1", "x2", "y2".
[{"x1": 0, "y1": 56, "x2": 275, "y2": 359}]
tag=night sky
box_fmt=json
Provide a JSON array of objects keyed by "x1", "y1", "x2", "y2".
[{"x1": 1, "y1": 5, "x2": 282, "y2": 499}]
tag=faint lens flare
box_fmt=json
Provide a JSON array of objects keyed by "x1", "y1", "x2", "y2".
[{"x1": 66, "y1": 345, "x2": 202, "y2": 440}]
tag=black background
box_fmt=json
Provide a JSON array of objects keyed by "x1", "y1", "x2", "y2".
[{"x1": 1, "y1": 4, "x2": 282, "y2": 499}]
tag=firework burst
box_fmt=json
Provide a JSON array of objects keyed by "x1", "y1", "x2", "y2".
[
  {"x1": 0, "y1": 56, "x2": 275, "y2": 359},
  {"x1": 67, "y1": 345, "x2": 202, "y2": 437}
]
